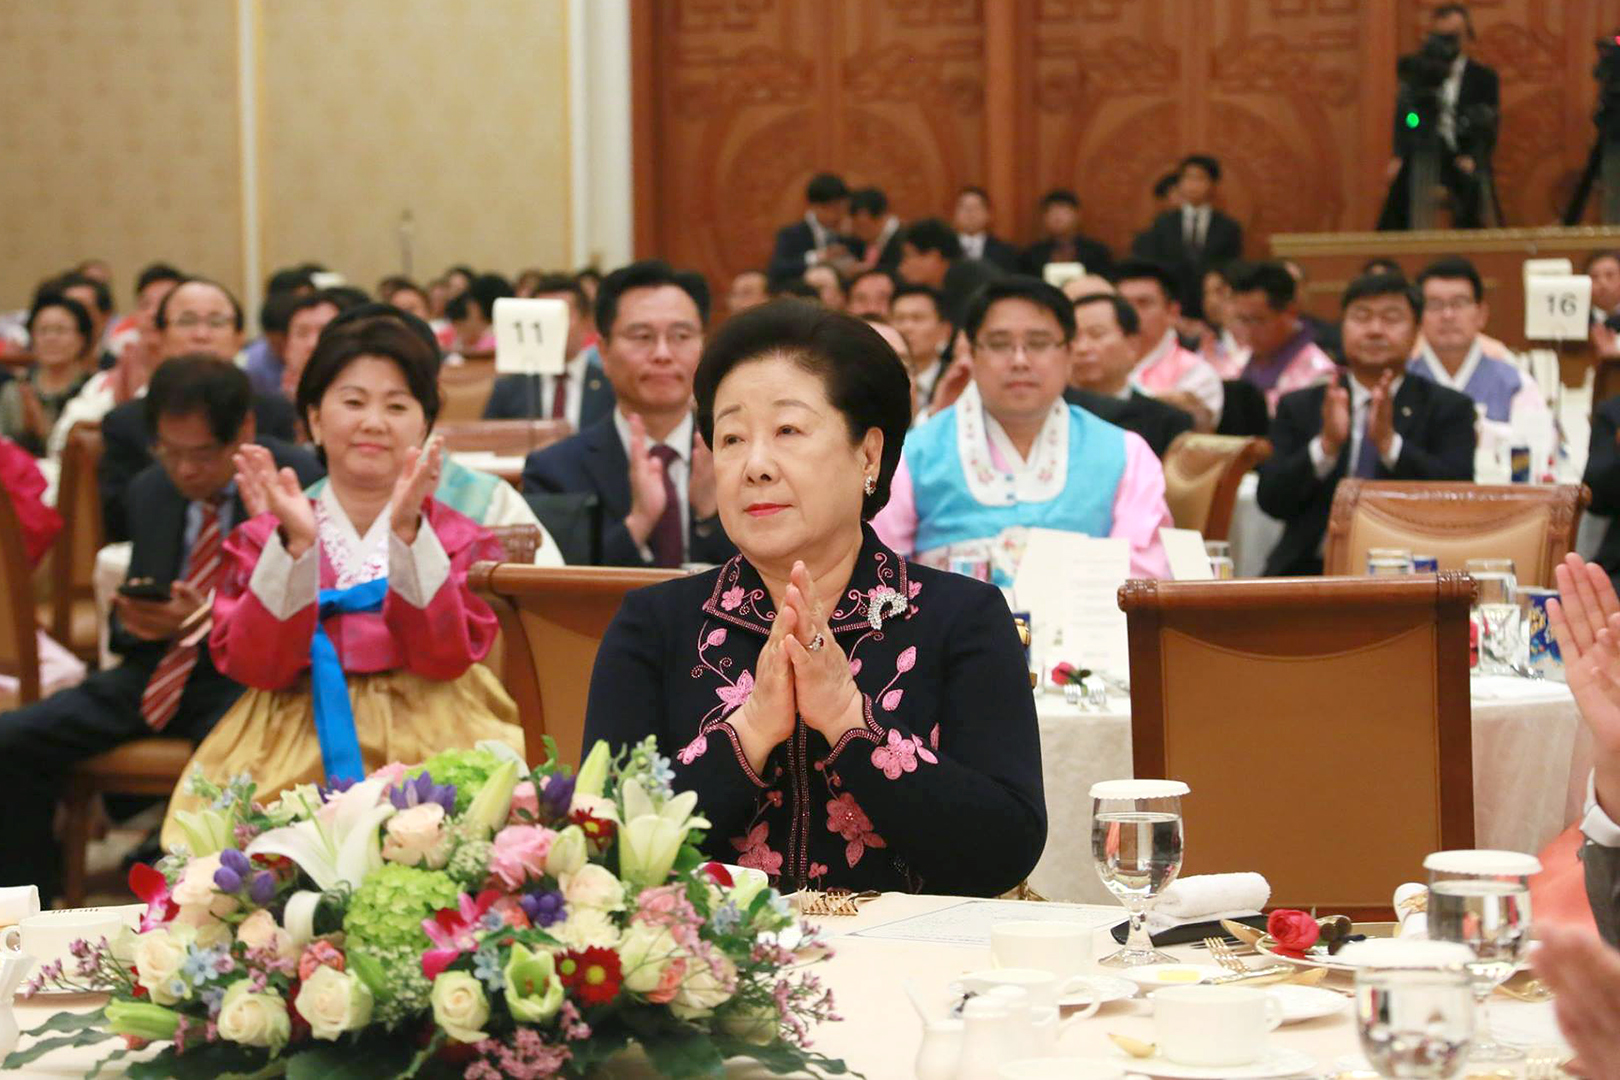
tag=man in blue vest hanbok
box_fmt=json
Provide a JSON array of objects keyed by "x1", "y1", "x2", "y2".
[{"x1": 873, "y1": 277, "x2": 1172, "y2": 585}]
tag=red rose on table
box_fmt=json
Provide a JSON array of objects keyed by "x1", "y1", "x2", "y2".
[{"x1": 1267, "y1": 909, "x2": 1320, "y2": 957}]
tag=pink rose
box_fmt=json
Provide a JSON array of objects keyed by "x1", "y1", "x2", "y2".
[
  {"x1": 509, "y1": 781, "x2": 540, "y2": 824},
  {"x1": 490, "y1": 825, "x2": 558, "y2": 889},
  {"x1": 366, "y1": 762, "x2": 409, "y2": 787}
]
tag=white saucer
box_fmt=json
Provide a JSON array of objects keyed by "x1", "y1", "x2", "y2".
[
  {"x1": 1122, "y1": 1046, "x2": 1317, "y2": 1078},
  {"x1": 1264, "y1": 983, "x2": 1351, "y2": 1023},
  {"x1": 1056, "y1": 973, "x2": 1138, "y2": 1008},
  {"x1": 1120, "y1": 963, "x2": 1225, "y2": 990}
]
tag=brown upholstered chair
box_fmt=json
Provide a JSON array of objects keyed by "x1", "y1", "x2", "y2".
[
  {"x1": 0, "y1": 480, "x2": 42, "y2": 708},
  {"x1": 45, "y1": 424, "x2": 105, "y2": 662},
  {"x1": 1161, "y1": 434, "x2": 1272, "y2": 541},
  {"x1": 470, "y1": 563, "x2": 680, "y2": 767},
  {"x1": 435, "y1": 419, "x2": 571, "y2": 456},
  {"x1": 487, "y1": 524, "x2": 541, "y2": 565},
  {"x1": 1120, "y1": 572, "x2": 1476, "y2": 919},
  {"x1": 437, "y1": 359, "x2": 498, "y2": 422},
  {"x1": 62, "y1": 739, "x2": 196, "y2": 905},
  {"x1": 1323, "y1": 480, "x2": 1589, "y2": 588}
]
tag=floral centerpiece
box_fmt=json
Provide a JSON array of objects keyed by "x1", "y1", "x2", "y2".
[{"x1": 7, "y1": 738, "x2": 851, "y2": 1079}]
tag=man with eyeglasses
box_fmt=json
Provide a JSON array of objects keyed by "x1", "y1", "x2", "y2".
[
  {"x1": 97, "y1": 278, "x2": 300, "y2": 542},
  {"x1": 873, "y1": 277, "x2": 1172, "y2": 582},
  {"x1": 0, "y1": 357, "x2": 318, "y2": 904},
  {"x1": 1408, "y1": 256, "x2": 1550, "y2": 463},
  {"x1": 1258, "y1": 273, "x2": 1475, "y2": 577},
  {"x1": 522, "y1": 260, "x2": 736, "y2": 568}
]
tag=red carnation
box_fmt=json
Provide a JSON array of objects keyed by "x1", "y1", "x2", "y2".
[
  {"x1": 1266, "y1": 909, "x2": 1320, "y2": 957},
  {"x1": 569, "y1": 809, "x2": 617, "y2": 851},
  {"x1": 558, "y1": 946, "x2": 623, "y2": 1006}
]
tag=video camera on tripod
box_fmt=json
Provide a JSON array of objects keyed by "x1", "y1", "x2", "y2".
[
  {"x1": 1394, "y1": 31, "x2": 1463, "y2": 227},
  {"x1": 1564, "y1": 31, "x2": 1620, "y2": 224}
]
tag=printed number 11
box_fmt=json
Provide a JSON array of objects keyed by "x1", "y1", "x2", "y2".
[{"x1": 513, "y1": 321, "x2": 545, "y2": 344}]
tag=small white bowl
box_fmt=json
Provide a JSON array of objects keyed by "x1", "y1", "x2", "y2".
[{"x1": 1119, "y1": 963, "x2": 1225, "y2": 990}]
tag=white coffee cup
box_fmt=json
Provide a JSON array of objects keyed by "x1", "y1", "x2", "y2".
[
  {"x1": 999, "y1": 1060, "x2": 1125, "y2": 1080},
  {"x1": 990, "y1": 920, "x2": 1094, "y2": 977},
  {"x1": 1153, "y1": 984, "x2": 1283, "y2": 1066},
  {"x1": 0, "y1": 887, "x2": 39, "y2": 930},
  {"x1": 2, "y1": 907, "x2": 139, "y2": 971},
  {"x1": 957, "y1": 967, "x2": 1101, "y2": 1017}
]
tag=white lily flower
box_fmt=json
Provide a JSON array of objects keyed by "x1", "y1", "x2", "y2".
[
  {"x1": 246, "y1": 778, "x2": 396, "y2": 893},
  {"x1": 617, "y1": 779, "x2": 709, "y2": 889}
]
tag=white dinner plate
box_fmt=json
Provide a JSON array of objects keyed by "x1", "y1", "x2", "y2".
[
  {"x1": 1120, "y1": 963, "x2": 1225, "y2": 990},
  {"x1": 1253, "y1": 922, "x2": 1398, "y2": 971},
  {"x1": 1056, "y1": 973, "x2": 1138, "y2": 1008},
  {"x1": 1264, "y1": 983, "x2": 1350, "y2": 1023},
  {"x1": 1121, "y1": 1046, "x2": 1317, "y2": 1078}
]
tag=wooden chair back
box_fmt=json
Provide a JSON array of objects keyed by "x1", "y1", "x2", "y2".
[
  {"x1": 469, "y1": 563, "x2": 680, "y2": 766},
  {"x1": 50, "y1": 424, "x2": 104, "y2": 651},
  {"x1": 1324, "y1": 480, "x2": 1588, "y2": 587},
  {"x1": 435, "y1": 419, "x2": 571, "y2": 456},
  {"x1": 0, "y1": 480, "x2": 41, "y2": 704},
  {"x1": 1120, "y1": 573, "x2": 1477, "y2": 919},
  {"x1": 487, "y1": 525, "x2": 541, "y2": 565},
  {"x1": 437, "y1": 359, "x2": 497, "y2": 422},
  {"x1": 1161, "y1": 434, "x2": 1272, "y2": 541}
]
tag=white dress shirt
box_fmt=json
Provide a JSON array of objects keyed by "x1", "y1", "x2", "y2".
[
  {"x1": 613, "y1": 408, "x2": 694, "y2": 563},
  {"x1": 804, "y1": 212, "x2": 833, "y2": 267},
  {"x1": 1439, "y1": 54, "x2": 1467, "y2": 150},
  {"x1": 1309, "y1": 375, "x2": 1406, "y2": 480},
  {"x1": 1583, "y1": 771, "x2": 1620, "y2": 847},
  {"x1": 1181, "y1": 203, "x2": 1211, "y2": 249},
  {"x1": 537, "y1": 348, "x2": 590, "y2": 430},
  {"x1": 959, "y1": 232, "x2": 987, "y2": 260}
]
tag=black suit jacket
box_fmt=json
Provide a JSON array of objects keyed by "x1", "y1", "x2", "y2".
[
  {"x1": 482, "y1": 366, "x2": 616, "y2": 425},
  {"x1": 520, "y1": 416, "x2": 736, "y2": 568},
  {"x1": 971, "y1": 235, "x2": 1020, "y2": 272},
  {"x1": 1018, "y1": 235, "x2": 1113, "y2": 279},
  {"x1": 1392, "y1": 57, "x2": 1499, "y2": 157},
  {"x1": 766, "y1": 220, "x2": 860, "y2": 288},
  {"x1": 1130, "y1": 208, "x2": 1244, "y2": 320},
  {"x1": 1256, "y1": 375, "x2": 1475, "y2": 577},
  {"x1": 99, "y1": 393, "x2": 302, "y2": 543},
  {"x1": 1586, "y1": 396, "x2": 1620, "y2": 593},
  {"x1": 1064, "y1": 387, "x2": 1194, "y2": 460}
]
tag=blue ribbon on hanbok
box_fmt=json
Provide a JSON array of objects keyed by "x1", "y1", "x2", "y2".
[{"x1": 310, "y1": 578, "x2": 388, "y2": 785}]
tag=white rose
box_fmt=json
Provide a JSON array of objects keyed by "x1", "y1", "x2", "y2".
[
  {"x1": 170, "y1": 854, "x2": 239, "y2": 920},
  {"x1": 670, "y1": 953, "x2": 737, "y2": 1020},
  {"x1": 132, "y1": 928, "x2": 191, "y2": 1006},
  {"x1": 617, "y1": 922, "x2": 682, "y2": 994},
  {"x1": 560, "y1": 864, "x2": 626, "y2": 913},
  {"x1": 718, "y1": 1000, "x2": 780, "y2": 1046},
  {"x1": 550, "y1": 907, "x2": 620, "y2": 951},
  {"x1": 294, "y1": 964, "x2": 373, "y2": 1040},
  {"x1": 430, "y1": 972, "x2": 490, "y2": 1044},
  {"x1": 216, "y1": 979, "x2": 291, "y2": 1049},
  {"x1": 381, "y1": 803, "x2": 450, "y2": 869},
  {"x1": 235, "y1": 909, "x2": 297, "y2": 961}
]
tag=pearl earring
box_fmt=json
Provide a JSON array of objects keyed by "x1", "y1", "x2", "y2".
[{"x1": 863, "y1": 475, "x2": 876, "y2": 496}]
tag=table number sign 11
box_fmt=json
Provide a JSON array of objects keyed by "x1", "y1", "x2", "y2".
[
  {"x1": 493, "y1": 297, "x2": 569, "y2": 376},
  {"x1": 1523, "y1": 273, "x2": 1591, "y2": 342}
]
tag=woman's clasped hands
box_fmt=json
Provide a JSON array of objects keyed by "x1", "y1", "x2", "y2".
[{"x1": 728, "y1": 562, "x2": 866, "y2": 772}]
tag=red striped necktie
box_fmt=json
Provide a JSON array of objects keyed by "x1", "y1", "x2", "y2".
[{"x1": 140, "y1": 497, "x2": 226, "y2": 731}]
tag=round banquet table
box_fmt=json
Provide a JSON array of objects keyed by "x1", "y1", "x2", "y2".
[
  {"x1": 10, "y1": 893, "x2": 1571, "y2": 1078},
  {"x1": 1029, "y1": 675, "x2": 1592, "y2": 906}
]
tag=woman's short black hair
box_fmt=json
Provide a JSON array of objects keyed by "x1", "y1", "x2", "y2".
[
  {"x1": 27, "y1": 293, "x2": 93, "y2": 353},
  {"x1": 694, "y1": 299, "x2": 912, "y2": 521},
  {"x1": 296, "y1": 313, "x2": 443, "y2": 438},
  {"x1": 144, "y1": 355, "x2": 253, "y2": 445}
]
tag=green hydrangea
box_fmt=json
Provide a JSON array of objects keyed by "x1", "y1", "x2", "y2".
[
  {"x1": 410, "y1": 748, "x2": 502, "y2": 813},
  {"x1": 343, "y1": 864, "x2": 461, "y2": 952},
  {"x1": 446, "y1": 836, "x2": 493, "y2": 888},
  {"x1": 351, "y1": 942, "x2": 433, "y2": 1028}
]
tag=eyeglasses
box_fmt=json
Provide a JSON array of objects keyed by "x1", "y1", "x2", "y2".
[
  {"x1": 153, "y1": 440, "x2": 231, "y2": 467},
  {"x1": 172, "y1": 314, "x2": 235, "y2": 331},
  {"x1": 618, "y1": 327, "x2": 701, "y2": 352},
  {"x1": 1422, "y1": 296, "x2": 1477, "y2": 314},
  {"x1": 974, "y1": 335, "x2": 1065, "y2": 360},
  {"x1": 1345, "y1": 307, "x2": 1416, "y2": 327}
]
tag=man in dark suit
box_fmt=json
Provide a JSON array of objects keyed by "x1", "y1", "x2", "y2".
[
  {"x1": 953, "y1": 186, "x2": 1020, "y2": 272},
  {"x1": 1066, "y1": 290, "x2": 1194, "y2": 458},
  {"x1": 1257, "y1": 273, "x2": 1475, "y2": 576},
  {"x1": 483, "y1": 272, "x2": 617, "y2": 429},
  {"x1": 767, "y1": 173, "x2": 857, "y2": 289},
  {"x1": 1019, "y1": 189, "x2": 1112, "y2": 279},
  {"x1": 849, "y1": 187, "x2": 903, "y2": 272},
  {"x1": 98, "y1": 278, "x2": 301, "y2": 541},
  {"x1": 522, "y1": 260, "x2": 735, "y2": 568},
  {"x1": 1585, "y1": 395, "x2": 1620, "y2": 595},
  {"x1": 1131, "y1": 155, "x2": 1243, "y2": 321},
  {"x1": 1377, "y1": 3, "x2": 1499, "y2": 229},
  {"x1": 0, "y1": 358, "x2": 320, "y2": 901}
]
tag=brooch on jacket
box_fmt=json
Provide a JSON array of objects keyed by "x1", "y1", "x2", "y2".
[{"x1": 867, "y1": 586, "x2": 907, "y2": 631}]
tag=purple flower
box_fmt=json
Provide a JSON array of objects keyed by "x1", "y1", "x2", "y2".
[
  {"x1": 390, "y1": 772, "x2": 457, "y2": 814},
  {"x1": 249, "y1": 871, "x2": 276, "y2": 905},
  {"x1": 318, "y1": 776, "x2": 356, "y2": 801},
  {"x1": 214, "y1": 849, "x2": 250, "y2": 893},
  {"x1": 519, "y1": 890, "x2": 566, "y2": 928},
  {"x1": 540, "y1": 774, "x2": 575, "y2": 819}
]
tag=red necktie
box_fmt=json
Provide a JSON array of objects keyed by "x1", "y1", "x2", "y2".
[
  {"x1": 140, "y1": 499, "x2": 224, "y2": 731},
  {"x1": 550, "y1": 373, "x2": 568, "y2": 421},
  {"x1": 648, "y1": 444, "x2": 682, "y2": 568}
]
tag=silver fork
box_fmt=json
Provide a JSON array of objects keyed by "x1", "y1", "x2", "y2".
[{"x1": 1203, "y1": 936, "x2": 1250, "y2": 973}]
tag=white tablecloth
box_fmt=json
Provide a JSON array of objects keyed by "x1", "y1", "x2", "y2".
[
  {"x1": 1028, "y1": 675, "x2": 1589, "y2": 905},
  {"x1": 11, "y1": 893, "x2": 1570, "y2": 1078}
]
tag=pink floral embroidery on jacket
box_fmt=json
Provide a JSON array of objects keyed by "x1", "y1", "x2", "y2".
[
  {"x1": 677, "y1": 734, "x2": 708, "y2": 765},
  {"x1": 715, "y1": 670, "x2": 754, "y2": 714},
  {"x1": 826, "y1": 792, "x2": 886, "y2": 868},
  {"x1": 870, "y1": 728, "x2": 939, "y2": 779},
  {"x1": 720, "y1": 585, "x2": 745, "y2": 611},
  {"x1": 732, "y1": 822, "x2": 784, "y2": 876}
]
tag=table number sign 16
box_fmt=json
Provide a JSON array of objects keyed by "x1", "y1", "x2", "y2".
[
  {"x1": 1522, "y1": 272, "x2": 1591, "y2": 341},
  {"x1": 493, "y1": 296, "x2": 569, "y2": 376}
]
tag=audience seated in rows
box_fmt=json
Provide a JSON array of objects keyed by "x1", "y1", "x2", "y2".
[
  {"x1": 1221, "y1": 261, "x2": 1340, "y2": 415},
  {"x1": 0, "y1": 294, "x2": 94, "y2": 456},
  {"x1": 1112, "y1": 257, "x2": 1225, "y2": 431},
  {"x1": 767, "y1": 173, "x2": 858, "y2": 289},
  {"x1": 1067, "y1": 291, "x2": 1195, "y2": 460},
  {"x1": 483, "y1": 272, "x2": 616, "y2": 429},
  {"x1": 1018, "y1": 188, "x2": 1111, "y2": 279},
  {"x1": 952, "y1": 185, "x2": 1020, "y2": 272},
  {"x1": 1131, "y1": 155, "x2": 1243, "y2": 322}
]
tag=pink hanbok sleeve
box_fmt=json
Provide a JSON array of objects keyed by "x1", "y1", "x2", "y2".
[
  {"x1": 1110, "y1": 431, "x2": 1173, "y2": 580},
  {"x1": 869, "y1": 455, "x2": 919, "y2": 557},
  {"x1": 380, "y1": 499, "x2": 504, "y2": 681},
  {"x1": 209, "y1": 514, "x2": 320, "y2": 691}
]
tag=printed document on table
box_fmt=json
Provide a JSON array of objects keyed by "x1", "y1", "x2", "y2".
[
  {"x1": 849, "y1": 899, "x2": 1126, "y2": 947},
  {"x1": 1013, "y1": 529, "x2": 1130, "y2": 678}
]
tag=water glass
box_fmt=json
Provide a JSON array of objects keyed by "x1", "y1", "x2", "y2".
[
  {"x1": 1464, "y1": 558, "x2": 1519, "y2": 675},
  {"x1": 1090, "y1": 779, "x2": 1187, "y2": 967},
  {"x1": 1343, "y1": 939, "x2": 1477, "y2": 1078},
  {"x1": 1367, "y1": 547, "x2": 1415, "y2": 575},
  {"x1": 1205, "y1": 540, "x2": 1234, "y2": 580},
  {"x1": 1423, "y1": 849, "x2": 1541, "y2": 1063}
]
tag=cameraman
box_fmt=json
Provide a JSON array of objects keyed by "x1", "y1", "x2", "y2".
[{"x1": 1377, "y1": 3, "x2": 1500, "y2": 230}]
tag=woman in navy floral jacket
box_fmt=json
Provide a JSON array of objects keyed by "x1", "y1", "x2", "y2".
[{"x1": 583, "y1": 300, "x2": 1045, "y2": 896}]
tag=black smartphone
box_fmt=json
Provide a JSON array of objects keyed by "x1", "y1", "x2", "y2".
[{"x1": 118, "y1": 578, "x2": 172, "y2": 603}]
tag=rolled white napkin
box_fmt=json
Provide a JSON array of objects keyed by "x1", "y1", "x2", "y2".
[
  {"x1": 1394, "y1": 882, "x2": 1428, "y2": 939},
  {"x1": 1144, "y1": 873, "x2": 1271, "y2": 933}
]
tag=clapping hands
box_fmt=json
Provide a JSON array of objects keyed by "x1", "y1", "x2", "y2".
[
  {"x1": 1547, "y1": 554, "x2": 1620, "y2": 814},
  {"x1": 235, "y1": 444, "x2": 316, "y2": 558}
]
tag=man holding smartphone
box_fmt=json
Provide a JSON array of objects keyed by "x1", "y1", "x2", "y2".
[{"x1": 0, "y1": 357, "x2": 319, "y2": 903}]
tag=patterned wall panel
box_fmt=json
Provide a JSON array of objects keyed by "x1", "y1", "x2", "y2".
[{"x1": 0, "y1": 1, "x2": 243, "y2": 305}]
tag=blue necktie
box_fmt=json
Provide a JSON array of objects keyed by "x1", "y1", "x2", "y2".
[
  {"x1": 309, "y1": 578, "x2": 389, "y2": 785},
  {"x1": 1353, "y1": 415, "x2": 1381, "y2": 478}
]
